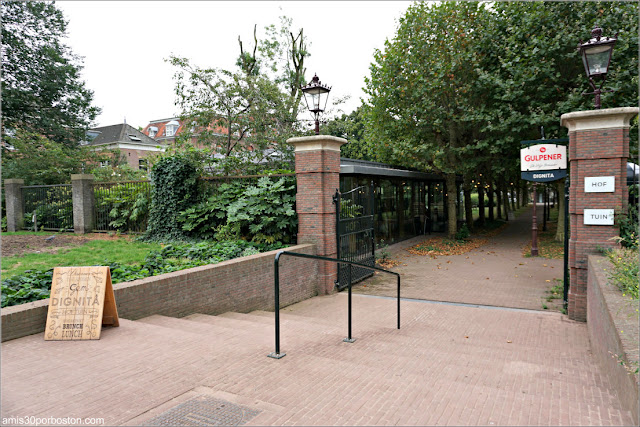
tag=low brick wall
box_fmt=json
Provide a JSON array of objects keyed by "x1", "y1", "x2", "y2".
[
  {"x1": 587, "y1": 255, "x2": 639, "y2": 424},
  {"x1": 1, "y1": 244, "x2": 318, "y2": 342}
]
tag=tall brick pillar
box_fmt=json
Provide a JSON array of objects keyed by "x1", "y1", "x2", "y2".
[
  {"x1": 288, "y1": 135, "x2": 347, "y2": 295},
  {"x1": 561, "y1": 107, "x2": 638, "y2": 321}
]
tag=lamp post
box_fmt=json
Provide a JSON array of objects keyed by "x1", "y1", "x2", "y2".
[
  {"x1": 578, "y1": 26, "x2": 617, "y2": 109},
  {"x1": 301, "y1": 73, "x2": 331, "y2": 135}
]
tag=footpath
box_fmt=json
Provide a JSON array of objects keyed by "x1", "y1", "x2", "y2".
[
  {"x1": 1, "y1": 207, "x2": 634, "y2": 426},
  {"x1": 355, "y1": 206, "x2": 564, "y2": 311}
]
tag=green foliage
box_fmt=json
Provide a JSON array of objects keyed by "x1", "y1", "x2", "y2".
[
  {"x1": 178, "y1": 175, "x2": 297, "y2": 243},
  {"x1": 1, "y1": 130, "x2": 102, "y2": 185},
  {"x1": 94, "y1": 183, "x2": 150, "y2": 232},
  {"x1": 1, "y1": 1, "x2": 99, "y2": 147},
  {"x1": 145, "y1": 154, "x2": 201, "y2": 241},
  {"x1": 166, "y1": 16, "x2": 309, "y2": 174},
  {"x1": 89, "y1": 163, "x2": 149, "y2": 182},
  {"x1": 605, "y1": 247, "x2": 639, "y2": 300},
  {"x1": 455, "y1": 223, "x2": 470, "y2": 241},
  {"x1": 1, "y1": 239, "x2": 285, "y2": 308},
  {"x1": 617, "y1": 185, "x2": 639, "y2": 249}
]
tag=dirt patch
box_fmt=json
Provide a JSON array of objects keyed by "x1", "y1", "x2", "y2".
[{"x1": 1, "y1": 233, "x2": 133, "y2": 258}]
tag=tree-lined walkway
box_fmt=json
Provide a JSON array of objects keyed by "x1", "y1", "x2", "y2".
[{"x1": 356, "y1": 207, "x2": 564, "y2": 311}]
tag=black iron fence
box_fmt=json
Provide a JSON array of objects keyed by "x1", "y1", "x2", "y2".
[
  {"x1": 93, "y1": 180, "x2": 151, "y2": 233},
  {"x1": 22, "y1": 184, "x2": 73, "y2": 231}
]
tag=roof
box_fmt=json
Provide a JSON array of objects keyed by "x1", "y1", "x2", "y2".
[
  {"x1": 86, "y1": 123, "x2": 160, "y2": 146},
  {"x1": 340, "y1": 158, "x2": 451, "y2": 181},
  {"x1": 141, "y1": 117, "x2": 229, "y2": 141}
]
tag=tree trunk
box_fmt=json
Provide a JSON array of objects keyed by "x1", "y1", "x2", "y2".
[
  {"x1": 488, "y1": 180, "x2": 494, "y2": 221},
  {"x1": 477, "y1": 176, "x2": 485, "y2": 227},
  {"x1": 496, "y1": 183, "x2": 502, "y2": 219},
  {"x1": 555, "y1": 178, "x2": 565, "y2": 242},
  {"x1": 446, "y1": 173, "x2": 457, "y2": 238},
  {"x1": 510, "y1": 183, "x2": 517, "y2": 211},
  {"x1": 516, "y1": 185, "x2": 521, "y2": 209},
  {"x1": 502, "y1": 181, "x2": 510, "y2": 221},
  {"x1": 463, "y1": 174, "x2": 474, "y2": 232}
]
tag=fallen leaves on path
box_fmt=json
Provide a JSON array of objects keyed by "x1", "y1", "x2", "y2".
[
  {"x1": 376, "y1": 258, "x2": 401, "y2": 269},
  {"x1": 406, "y1": 237, "x2": 489, "y2": 258}
]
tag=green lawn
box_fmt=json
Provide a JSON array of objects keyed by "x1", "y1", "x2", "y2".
[{"x1": 1, "y1": 239, "x2": 161, "y2": 279}]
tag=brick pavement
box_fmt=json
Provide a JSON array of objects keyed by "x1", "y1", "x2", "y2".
[
  {"x1": 1, "y1": 207, "x2": 634, "y2": 426},
  {"x1": 355, "y1": 206, "x2": 564, "y2": 311}
]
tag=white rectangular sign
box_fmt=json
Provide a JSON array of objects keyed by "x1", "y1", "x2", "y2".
[
  {"x1": 585, "y1": 176, "x2": 615, "y2": 193},
  {"x1": 520, "y1": 144, "x2": 567, "y2": 172},
  {"x1": 584, "y1": 209, "x2": 615, "y2": 225}
]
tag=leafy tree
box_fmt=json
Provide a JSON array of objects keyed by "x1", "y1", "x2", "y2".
[
  {"x1": 167, "y1": 17, "x2": 310, "y2": 175},
  {"x1": 1, "y1": 1, "x2": 99, "y2": 147},
  {"x1": 323, "y1": 106, "x2": 375, "y2": 161},
  {"x1": 365, "y1": 2, "x2": 488, "y2": 237},
  {"x1": 1, "y1": 130, "x2": 101, "y2": 185}
]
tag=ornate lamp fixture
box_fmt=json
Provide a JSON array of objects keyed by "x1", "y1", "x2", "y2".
[
  {"x1": 301, "y1": 74, "x2": 331, "y2": 134},
  {"x1": 578, "y1": 26, "x2": 617, "y2": 109}
]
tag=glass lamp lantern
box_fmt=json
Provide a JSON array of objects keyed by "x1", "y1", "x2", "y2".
[
  {"x1": 578, "y1": 26, "x2": 617, "y2": 109},
  {"x1": 301, "y1": 74, "x2": 331, "y2": 134}
]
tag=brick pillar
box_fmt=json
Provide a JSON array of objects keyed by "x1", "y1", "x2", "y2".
[
  {"x1": 4, "y1": 179, "x2": 25, "y2": 232},
  {"x1": 71, "y1": 174, "x2": 95, "y2": 234},
  {"x1": 288, "y1": 135, "x2": 347, "y2": 295},
  {"x1": 561, "y1": 107, "x2": 638, "y2": 321}
]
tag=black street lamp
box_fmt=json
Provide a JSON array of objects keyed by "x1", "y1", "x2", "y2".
[
  {"x1": 579, "y1": 26, "x2": 617, "y2": 109},
  {"x1": 301, "y1": 73, "x2": 331, "y2": 135}
]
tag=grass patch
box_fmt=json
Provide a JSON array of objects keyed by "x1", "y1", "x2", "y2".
[{"x1": 1, "y1": 239, "x2": 161, "y2": 279}]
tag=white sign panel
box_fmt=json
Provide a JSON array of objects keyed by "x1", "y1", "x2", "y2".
[
  {"x1": 520, "y1": 144, "x2": 567, "y2": 172},
  {"x1": 584, "y1": 209, "x2": 615, "y2": 225},
  {"x1": 585, "y1": 176, "x2": 615, "y2": 193}
]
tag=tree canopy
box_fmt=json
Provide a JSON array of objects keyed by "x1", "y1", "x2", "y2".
[
  {"x1": 1, "y1": 1, "x2": 100, "y2": 146},
  {"x1": 363, "y1": 1, "x2": 638, "y2": 236}
]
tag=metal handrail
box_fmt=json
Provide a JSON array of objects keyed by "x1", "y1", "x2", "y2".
[{"x1": 268, "y1": 250, "x2": 401, "y2": 359}]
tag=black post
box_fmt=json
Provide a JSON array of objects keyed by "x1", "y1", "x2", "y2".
[
  {"x1": 543, "y1": 185, "x2": 548, "y2": 232},
  {"x1": 563, "y1": 178, "x2": 570, "y2": 312},
  {"x1": 268, "y1": 254, "x2": 286, "y2": 359},
  {"x1": 334, "y1": 189, "x2": 341, "y2": 289},
  {"x1": 531, "y1": 184, "x2": 539, "y2": 256},
  {"x1": 344, "y1": 263, "x2": 355, "y2": 343},
  {"x1": 397, "y1": 275, "x2": 401, "y2": 330}
]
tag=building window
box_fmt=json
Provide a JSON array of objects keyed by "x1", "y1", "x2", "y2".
[
  {"x1": 165, "y1": 120, "x2": 179, "y2": 137},
  {"x1": 148, "y1": 126, "x2": 158, "y2": 138},
  {"x1": 138, "y1": 159, "x2": 148, "y2": 172},
  {"x1": 100, "y1": 160, "x2": 110, "y2": 168}
]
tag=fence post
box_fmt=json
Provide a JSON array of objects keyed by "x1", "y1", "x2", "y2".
[
  {"x1": 4, "y1": 179, "x2": 24, "y2": 232},
  {"x1": 71, "y1": 174, "x2": 95, "y2": 234}
]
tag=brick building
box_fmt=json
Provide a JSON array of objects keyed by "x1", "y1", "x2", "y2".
[{"x1": 83, "y1": 123, "x2": 166, "y2": 170}]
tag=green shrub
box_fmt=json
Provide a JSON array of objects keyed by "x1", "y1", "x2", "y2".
[
  {"x1": 94, "y1": 183, "x2": 150, "y2": 232},
  {"x1": 178, "y1": 175, "x2": 297, "y2": 244},
  {"x1": 605, "y1": 247, "x2": 639, "y2": 300},
  {"x1": 455, "y1": 223, "x2": 470, "y2": 241},
  {"x1": 1, "y1": 239, "x2": 286, "y2": 307},
  {"x1": 145, "y1": 154, "x2": 201, "y2": 241}
]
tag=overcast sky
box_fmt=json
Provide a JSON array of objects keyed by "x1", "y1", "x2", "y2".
[{"x1": 56, "y1": 1, "x2": 414, "y2": 129}]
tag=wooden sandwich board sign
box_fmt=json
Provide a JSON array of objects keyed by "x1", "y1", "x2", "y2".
[{"x1": 45, "y1": 266, "x2": 119, "y2": 341}]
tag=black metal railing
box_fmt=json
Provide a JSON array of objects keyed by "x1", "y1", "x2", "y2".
[
  {"x1": 93, "y1": 180, "x2": 151, "y2": 233},
  {"x1": 22, "y1": 184, "x2": 73, "y2": 231},
  {"x1": 268, "y1": 251, "x2": 400, "y2": 359}
]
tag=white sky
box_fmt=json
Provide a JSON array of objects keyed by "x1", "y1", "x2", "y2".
[{"x1": 56, "y1": 1, "x2": 414, "y2": 129}]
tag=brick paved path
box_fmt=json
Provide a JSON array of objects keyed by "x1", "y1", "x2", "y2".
[
  {"x1": 356, "y1": 206, "x2": 564, "y2": 311},
  {"x1": 1, "y1": 207, "x2": 633, "y2": 426}
]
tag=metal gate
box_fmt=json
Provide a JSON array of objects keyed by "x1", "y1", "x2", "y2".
[{"x1": 334, "y1": 183, "x2": 375, "y2": 290}]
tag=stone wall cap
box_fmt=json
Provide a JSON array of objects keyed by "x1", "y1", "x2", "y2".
[
  {"x1": 4, "y1": 179, "x2": 25, "y2": 184},
  {"x1": 70, "y1": 174, "x2": 95, "y2": 180},
  {"x1": 287, "y1": 135, "x2": 347, "y2": 152},
  {"x1": 561, "y1": 107, "x2": 639, "y2": 131}
]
